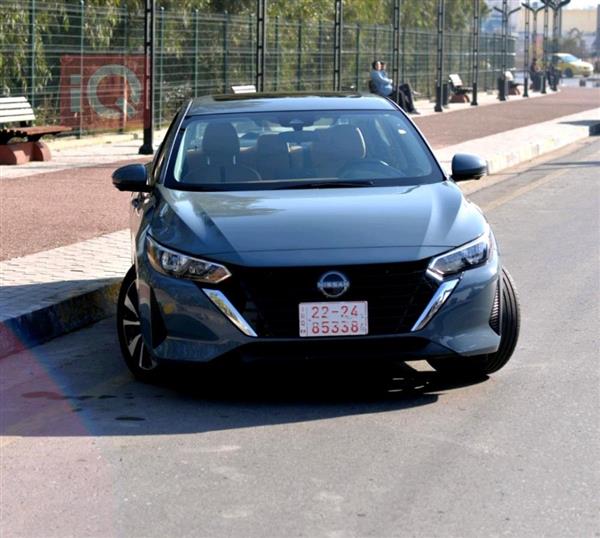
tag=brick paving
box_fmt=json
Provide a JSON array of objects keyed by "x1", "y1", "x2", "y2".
[
  {"x1": 414, "y1": 87, "x2": 600, "y2": 148},
  {"x1": 0, "y1": 230, "x2": 130, "y2": 322}
]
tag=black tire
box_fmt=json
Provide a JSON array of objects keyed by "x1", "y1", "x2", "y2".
[
  {"x1": 564, "y1": 68, "x2": 573, "y2": 78},
  {"x1": 117, "y1": 265, "x2": 163, "y2": 382},
  {"x1": 427, "y1": 267, "x2": 521, "y2": 377}
]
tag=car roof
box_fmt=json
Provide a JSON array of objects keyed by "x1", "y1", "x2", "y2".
[{"x1": 187, "y1": 92, "x2": 398, "y2": 116}]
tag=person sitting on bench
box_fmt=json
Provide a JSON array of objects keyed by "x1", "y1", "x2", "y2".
[
  {"x1": 370, "y1": 60, "x2": 420, "y2": 115},
  {"x1": 529, "y1": 58, "x2": 543, "y2": 92}
]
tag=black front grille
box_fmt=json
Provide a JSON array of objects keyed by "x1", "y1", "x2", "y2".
[{"x1": 218, "y1": 260, "x2": 436, "y2": 338}]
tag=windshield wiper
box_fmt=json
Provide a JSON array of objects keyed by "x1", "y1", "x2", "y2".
[{"x1": 276, "y1": 180, "x2": 374, "y2": 190}]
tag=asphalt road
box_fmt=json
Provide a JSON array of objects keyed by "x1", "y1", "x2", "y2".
[{"x1": 1, "y1": 139, "x2": 599, "y2": 538}]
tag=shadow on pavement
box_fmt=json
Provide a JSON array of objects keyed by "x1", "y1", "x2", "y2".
[
  {"x1": 557, "y1": 119, "x2": 600, "y2": 127},
  {"x1": 1, "y1": 331, "x2": 488, "y2": 439},
  {"x1": 538, "y1": 160, "x2": 600, "y2": 168}
]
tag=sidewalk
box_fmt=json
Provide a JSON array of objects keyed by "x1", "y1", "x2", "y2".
[{"x1": 1, "y1": 87, "x2": 599, "y2": 357}]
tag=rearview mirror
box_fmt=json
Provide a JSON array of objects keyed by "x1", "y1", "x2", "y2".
[
  {"x1": 451, "y1": 153, "x2": 488, "y2": 182},
  {"x1": 112, "y1": 164, "x2": 151, "y2": 192}
]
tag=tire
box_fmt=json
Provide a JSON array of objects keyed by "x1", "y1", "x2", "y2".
[
  {"x1": 117, "y1": 265, "x2": 163, "y2": 382},
  {"x1": 427, "y1": 267, "x2": 521, "y2": 377},
  {"x1": 564, "y1": 68, "x2": 573, "y2": 78}
]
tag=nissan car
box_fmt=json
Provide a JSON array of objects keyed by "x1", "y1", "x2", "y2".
[{"x1": 112, "y1": 93, "x2": 520, "y2": 383}]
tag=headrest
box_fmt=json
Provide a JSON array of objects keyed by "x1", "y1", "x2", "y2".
[
  {"x1": 202, "y1": 122, "x2": 240, "y2": 164},
  {"x1": 322, "y1": 125, "x2": 366, "y2": 160},
  {"x1": 256, "y1": 134, "x2": 288, "y2": 156}
]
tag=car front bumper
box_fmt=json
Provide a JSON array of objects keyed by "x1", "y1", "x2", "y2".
[{"x1": 134, "y1": 246, "x2": 501, "y2": 365}]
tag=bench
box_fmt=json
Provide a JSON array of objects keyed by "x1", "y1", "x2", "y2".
[
  {"x1": 231, "y1": 84, "x2": 257, "y2": 94},
  {"x1": 448, "y1": 74, "x2": 472, "y2": 103},
  {"x1": 504, "y1": 71, "x2": 521, "y2": 95},
  {"x1": 0, "y1": 97, "x2": 71, "y2": 165}
]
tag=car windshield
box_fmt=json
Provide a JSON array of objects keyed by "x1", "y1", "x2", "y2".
[
  {"x1": 167, "y1": 110, "x2": 443, "y2": 191},
  {"x1": 560, "y1": 54, "x2": 578, "y2": 62}
]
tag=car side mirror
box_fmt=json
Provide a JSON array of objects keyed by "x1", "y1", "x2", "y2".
[
  {"x1": 451, "y1": 153, "x2": 488, "y2": 182},
  {"x1": 112, "y1": 164, "x2": 151, "y2": 192}
]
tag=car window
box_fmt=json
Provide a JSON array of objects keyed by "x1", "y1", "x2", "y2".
[
  {"x1": 561, "y1": 54, "x2": 578, "y2": 62},
  {"x1": 168, "y1": 110, "x2": 442, "y2": 191}
]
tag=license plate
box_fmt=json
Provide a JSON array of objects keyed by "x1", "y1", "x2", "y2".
[{"x1": 299, "y1": 301, "x2": 368, "y2": 337}]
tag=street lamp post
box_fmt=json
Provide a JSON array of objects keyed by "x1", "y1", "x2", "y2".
[
  {"x1": 543, "y1": 0, "x2": 571, "y2": 91},
  {"x1": 255, "y1": 0, "x2": 266, "y2": 92},
  {"x1": 522, "y1": 1, "x2": 531, "y2": 97},
  {"x1": 522, "y1": 1, "x2": 545, "y2": 92},
  {"x1": 139, "y1": 0, "x2": 155, "y2": 155},
  {"x1": 392, "y1": 0, "x2": 402, "y2": 105},
  {"x1": 541, "y1": 1, "x2": 549, "y2": 92},
  {"x1": 471, "y1": 0, "x2": 480, "y2": 106},
  {"x1": 434, "y1": 0, "x2": 445, "y2": 113},
  {"x1": 493, "y1": 0, "x2": 520, "y2": 101},
  {"x1": 333, "y1": 0, "x2": 343, "y2": 91}
]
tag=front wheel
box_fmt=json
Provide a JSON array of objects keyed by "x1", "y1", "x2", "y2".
[
  {"x1": 117, "y1": 265, "x2": 162, "y2": 382},
  {"x1": 427, "y1": 268, "x2": 521, "y2": 377}
]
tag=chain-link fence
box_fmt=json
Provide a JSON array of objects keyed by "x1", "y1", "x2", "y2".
[{"x1": 0, "y1": 1, "x2": 515, "y2": 136}]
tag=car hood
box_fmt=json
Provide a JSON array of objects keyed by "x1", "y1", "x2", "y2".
[{"x1": 150, "y1": 182, "x2": 487, "y2": 266}]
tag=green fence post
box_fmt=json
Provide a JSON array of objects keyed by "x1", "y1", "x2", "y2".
[
  {"x1": 223, "y1": 12, "x2": 229, "y2": 92},
  {"x1": 373, "y1": 25, "x2": 378, "y2": 58},
  {"x1": 274, "y1": 16, "x2": 280, "y2": 91},
  {"x1": 401, "y1": 24, "x2": 406, "y2": 82},
  {"x1": 120, "y1": 3, "x2": 128, "y2": 133},
  {"x1": 194, "y1": 9, "x2": 199, "y2": 97},
  {"x1": 30, "y1": 0, "x2": 35, "y2": 108},
  {"x1": 296, "y1": 22, "x2": 302, "y2": 90},
  {"x1": 459, "y1": 32, "x2": 463, "y2": 75},
  {"x1": 79, "y1": 0, "x2": 85, "y2": 137},
  {"x1": 124, "y1": 4, "x2": 129, "y2": 52},
  {"x1": 355, "y1": 23, "x2": 360, "y2": 90},
  {"x1": 158, "y1": 6, "x2": 164, "y2": 128},
  {"x1": 318, "y1": 19, "x2": 324, "y2": 90},
  {"x1": 249, "y1": 13, "x2": 253, "y2": 84}
]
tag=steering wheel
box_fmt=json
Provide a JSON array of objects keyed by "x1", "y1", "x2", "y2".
[{"x1": 337, "y1": 159, "x2": 404, "y2": 179}]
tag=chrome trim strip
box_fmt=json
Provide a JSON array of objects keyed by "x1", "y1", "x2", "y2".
[
  {"x1": 411, "y1": 278, "x2": 460, "y2": 332},
  {"x1": 203, "y1": 289, "x2": 258, "y2": 338}
]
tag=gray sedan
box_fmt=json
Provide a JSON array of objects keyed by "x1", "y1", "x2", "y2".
[{"x1": 112, "y1": 93, "x2": 520, "y2": 383}]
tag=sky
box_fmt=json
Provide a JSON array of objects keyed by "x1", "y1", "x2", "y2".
[{"x1": 563, "y1": 0, "x2": 599, "y2": 8}]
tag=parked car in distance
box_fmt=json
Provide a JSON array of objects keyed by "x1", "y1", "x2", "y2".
[
  {"x1": 112, "y1": 92, "x2": 520, "y2": 384},
  {"x1": 549, "y1": 53, "x2": 594, "y2": 77}
]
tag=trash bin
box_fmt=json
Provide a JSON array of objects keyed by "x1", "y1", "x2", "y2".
[
  {"x1": 442, "y1": 83, "x2": 449, "y2": 107},
  {"x1": 497, "y1": 76, "x2": 508, "y2": 100}
]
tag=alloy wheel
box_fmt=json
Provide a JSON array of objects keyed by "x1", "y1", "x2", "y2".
[{"x1": 120, "y1": 277, "x2": 158, "y2": 371}]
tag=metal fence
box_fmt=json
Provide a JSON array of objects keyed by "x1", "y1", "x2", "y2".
[{"x1": 0, "y1": 2, "x2": 515, "y2": 135}]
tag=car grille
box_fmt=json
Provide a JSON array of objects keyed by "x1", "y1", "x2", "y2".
[{"x1": 217, "y1": 261, "x2": 437, "y2": 338}]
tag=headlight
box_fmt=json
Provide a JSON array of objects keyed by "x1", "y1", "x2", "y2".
[
  {"x1": 427, "y1": 227, "x2": 493, "y2": 280},
  {"x1": 146, "y1": 236, "x2": 231, "y2": 284}
]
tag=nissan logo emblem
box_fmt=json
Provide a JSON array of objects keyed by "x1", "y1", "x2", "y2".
[{"x1": 317, "y1": 271, "x2": 350, "y2": 299}]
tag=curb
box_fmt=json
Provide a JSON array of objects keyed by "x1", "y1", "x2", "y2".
[
  {"x1": 1, "y1": 115, "x2": 599, "y2": 359},
  {"x1": 0, "y1": 281, "x2": 120, "y2": 358},
  {"x1": 486, "y1": 123, "x2": 600, "y2": 174}
]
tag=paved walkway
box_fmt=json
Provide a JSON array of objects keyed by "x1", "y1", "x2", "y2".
[{"x1": 0, "y1": 86, "x2": 599, "y2": 357}]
